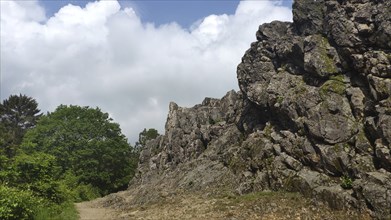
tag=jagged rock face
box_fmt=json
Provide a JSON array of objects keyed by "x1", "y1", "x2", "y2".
[
  {"x1": 238, "y1": 0, "x2": 391, "y2": 170},
  {"x1": 137, "y1": 91, "x2": 244, "y2": 174},
  {"x1": 131, "y1": 0, "x2": 391, "y2": 218},
  {"x1": 238, "y1": 0, "x2": 391, "y2": 147}
]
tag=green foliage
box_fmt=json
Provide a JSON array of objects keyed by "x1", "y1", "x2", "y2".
[
  {"x1": 72, "y1": 184, "x2": 101, "y2": 202},
  {"x1": 136, "y1": 128, "x2": 159, "y2": 149},
  {"x1": 0, "y1": 121, "x2": 21, "y2": 160},
  {"x1": 21, "y1": 105, "x2": 136, "y2": 195},
  {"x1": 0, "y1": 94, "x2": 42, "y2": 157},
  {"x1": 34, "y1": 202, "x2": 79, "y2": 220},
  {"x1": 0, "y1": 186, "x2": 39, "y2": 220},
  {"x1": 0, "y1": 94, "x2": 41, "y2": 130},
  {"x1": 0, "y1": 153, "x2": 79, "y2": 219},
  {"x1": 11, "y1": 153, "x2": 60, "y2": 182},
  {"x1": 60, "y1": 171, "x2": 100, "y2": 202},
  {"x1": 340, "y1": 176, "x2": 353, "y2": 189},
  {"x1": 2, "y1": 152, "x2": 68, "y2": 204},
  {"x1": 0, "y1": 185, "x2": 78, "y2": 220}
]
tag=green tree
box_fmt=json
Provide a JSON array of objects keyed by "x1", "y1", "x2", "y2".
[
  {"x1": 21, "y1": 105, "x2": 136, "y2": 195},
  {"x1": 135, "y1": 128, "x2": 159, "y2": 149},
  {"x1": 0, "y1": 94, "x2": 42, "y2": 157}
]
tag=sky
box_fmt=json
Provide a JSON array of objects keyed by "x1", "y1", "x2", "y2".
[
  {"x1": 1, "y1": 0, "x2": 293, "y2": 144},
  {"x1": 39, "y1": 0, "x2": 244, "y2": 28}
]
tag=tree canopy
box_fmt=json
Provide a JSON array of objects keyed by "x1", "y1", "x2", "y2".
[{"x1": 21, "y1": 105, "x2": 137, "y2": 195}]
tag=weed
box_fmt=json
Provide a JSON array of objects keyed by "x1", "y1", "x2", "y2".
[{"x1": 340, "y1": 176, "x2": 353, "y2": 189}]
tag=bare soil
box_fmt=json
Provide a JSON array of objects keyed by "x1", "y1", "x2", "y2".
[{"x1": 76, "y1": 200, "x2": 117, "y2": 220}]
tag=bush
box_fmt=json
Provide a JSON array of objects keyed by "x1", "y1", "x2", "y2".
[
  {"x1": 4, "y1": 152, "x2": 69, "y2": 204},
  {"x1": 61, "y1": 170, "x2": 100, "y2": 202},
  {"x1": 27, "y1": 180, "x2": 70, "y2": 204},
  {"x1": 0, "y1": 186, "x2": 39, "y2": 220}
]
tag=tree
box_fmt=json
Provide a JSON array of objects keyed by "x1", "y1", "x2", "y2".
[
  {"x1": 0, "y1": 94, "x2": 42, "y2": 157},
  {"x1": 21, "y1": 105, "x2": 136, "y2": 195},
  {"x1": 135, "y1": 128, "x2": 159, "y2": 150}
]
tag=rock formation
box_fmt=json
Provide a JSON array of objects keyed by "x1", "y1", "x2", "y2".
[{"x1": 130, "y1": 0, "x2": 391, "y2": 218}]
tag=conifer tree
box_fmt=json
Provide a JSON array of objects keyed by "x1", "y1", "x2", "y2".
[{"x1": 0, "y1": 94, "x2": 42, "y2": 157}]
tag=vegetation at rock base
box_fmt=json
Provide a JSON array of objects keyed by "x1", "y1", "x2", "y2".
[{"x1": 0, "y1": 94, "x2": 139, "y2": 219}]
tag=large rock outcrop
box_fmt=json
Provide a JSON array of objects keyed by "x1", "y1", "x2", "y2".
[{"x1": 130, "y1": 0, "x2": 391, "y2": 219}]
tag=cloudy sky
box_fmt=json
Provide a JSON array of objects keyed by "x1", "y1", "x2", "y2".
[{"x1": 1, "y1": 0, "x2": 292, "y2": 143}]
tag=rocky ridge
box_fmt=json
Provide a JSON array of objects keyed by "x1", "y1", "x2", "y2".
[{"x1": 129, "y1": 0, "x2": 391, "y2": 219}]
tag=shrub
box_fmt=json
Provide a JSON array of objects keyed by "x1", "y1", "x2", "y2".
[
  {"x1": 0, "y1": 186, "x2": 39, "y2": 220},
  {"x1": 5, "y1": 152, "x2": 69, "y2": 204}
]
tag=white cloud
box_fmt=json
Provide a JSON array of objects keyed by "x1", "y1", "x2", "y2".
[{"x1": 1, "y1": 0, "x2": 292, "y2": 143}]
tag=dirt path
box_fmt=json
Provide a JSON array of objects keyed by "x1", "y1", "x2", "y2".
[{"x1": 76, "y1": 199, "x2": 118, "y2": 220}]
